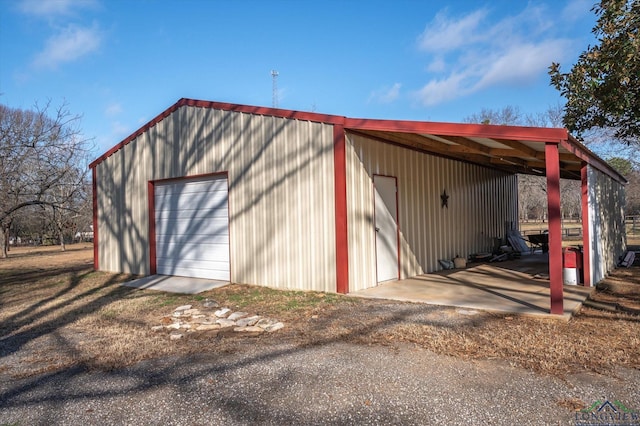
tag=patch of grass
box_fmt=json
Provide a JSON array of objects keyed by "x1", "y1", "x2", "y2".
[
  {"x1": 155, "y1": 295, "x2": 182, "y2": 307},
  {"x1": 211, "y1": 285, "x2": 359, "y2": 315}
]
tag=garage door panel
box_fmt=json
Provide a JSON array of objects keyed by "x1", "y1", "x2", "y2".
[
  {"x1": 156, "y1": 236, "x2": 229, "y2": 249},
  {"x1": 154, "y1": 176, "x2": 230, "y2": 281},
  {"x1": 155, "y1": 193, "x2": 227, "y2": 213},
  {"x1": 156, "y1": 258, "x2": 229, "y2": 272},
  {"x1": 155, "y1": 217, "x2": 229, "y2": 236},
  {"x1": 155, "y1": 242, "x2": 230, "y2": 262},
  {"x1": 155, "y1": 206, "x2": 228, "y2": 220},
  {"x1": 156, "y1": 265, "x2": 229, "y2": 281},
  {"x1": 155, "y1": 179, "x2": 227, "y2": 196}
]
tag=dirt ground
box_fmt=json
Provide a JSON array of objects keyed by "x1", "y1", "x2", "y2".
[{"x1": 1, "y1": 244, "x2": 639, "y2": 382}]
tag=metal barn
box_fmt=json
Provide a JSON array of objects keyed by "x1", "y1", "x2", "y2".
[{"x1": 90, "y1": 98, "x2": 626, "y2": 314}]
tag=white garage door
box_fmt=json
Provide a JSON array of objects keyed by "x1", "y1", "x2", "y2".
[{"x1": 154, "y1": 176, "x2": 230, "y2": 280}]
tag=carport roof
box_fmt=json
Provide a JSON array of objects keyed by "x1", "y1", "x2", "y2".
[{"x1": 90, "y1": 98, "x2": 626, "y2": 184}]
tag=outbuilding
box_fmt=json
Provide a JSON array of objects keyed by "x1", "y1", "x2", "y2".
[{"x1": 90, "y1": 98, "x2": 626, "y2": 314}]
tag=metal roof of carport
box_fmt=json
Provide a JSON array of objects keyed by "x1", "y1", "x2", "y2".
[{"x1": 343, "y1": 118, "x2": 627, "y2": 184}]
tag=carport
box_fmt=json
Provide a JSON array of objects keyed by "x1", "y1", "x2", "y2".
[{"x1": 341, "y1": 119, "x2": 626, "y2": 315}]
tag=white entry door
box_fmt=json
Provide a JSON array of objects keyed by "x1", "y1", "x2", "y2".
[
  {"x1": 374, "y1": 175, "x2": 398, "y2": 283},
  {"x1": 154, "y1": 175, "x2": 230, "y2": 280}
]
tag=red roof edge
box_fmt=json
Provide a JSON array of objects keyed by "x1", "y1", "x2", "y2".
[
  {"x1": 561, "y1": 134, "x2": 627, "y2": 184},
  {"x1": 89, "y1": 98, "x2": 346, "y2": 169},
  {"x1": 344, "y1": 117, "x2": 569, "y2": 142}
]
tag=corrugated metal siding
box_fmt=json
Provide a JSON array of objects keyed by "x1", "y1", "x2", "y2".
[
  {"x1": 346, "y1": 133, "x2": 518, "y2": 291},
  {"x1": 587, "y1": 165, "x2": 626, "y2": 284},
  {"x1": 95, "y1": 105, "x2": 336, "y2": 292}
]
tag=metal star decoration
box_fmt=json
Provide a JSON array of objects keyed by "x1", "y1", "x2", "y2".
[{"x1": 441, "y1": 190, "x2": 449, "y2": 208}]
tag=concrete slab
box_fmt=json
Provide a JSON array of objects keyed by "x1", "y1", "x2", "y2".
[
  {"x1": 352, "y1": 255, "x2": 593, "y2": 319},
  {"x1": 123, "y1": 275, "x2": 229, "y2": 294}
]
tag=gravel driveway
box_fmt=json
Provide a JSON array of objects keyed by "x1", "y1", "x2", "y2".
[{"x1": 1, "y1": 341, "x2": 638, "y2": 425}]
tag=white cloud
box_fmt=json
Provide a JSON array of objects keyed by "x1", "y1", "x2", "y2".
[
  {"x1": 561, "y1": 0, "x2": 593, "y2": 22},
  {"x1": 418, "y1": 9, "x2": 488, "y2": 52},
  {"x1": 414, "y1": 5, "x2": 573, "y2": 107},
  {"x1": 18, "y1": 0, "x2": 98, "y2": 17},
  {"x1": 473, "y1": 40, "x2": 570, "y2": 90},
  {"x1": 426, "y1": 56, "x2": 446, "y2": 73},
  {"x1": 415, "y1": 74, "x2": 467, "y2": 106},
  {"x1": 33, "y1": 23, "x2": 102, "y2": 69},
  {"x1": 369, "y1": 83, "x2": 402, "y2": 104}
]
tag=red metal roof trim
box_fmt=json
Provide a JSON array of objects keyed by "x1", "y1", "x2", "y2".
[
  {"x1": 344, "y1": 117, "x2": 569, "y2": 142},
  {"x1": 560, "y1": 135, "x2": 627, "y2": 184}
]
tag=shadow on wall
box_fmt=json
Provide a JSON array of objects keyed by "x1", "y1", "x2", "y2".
[
  {"x1": 588, "y1": 166, "x2": 626, "y2": 284},
  {"x1": 97, "y1": 107, "x2": 336, "y2": 291}
]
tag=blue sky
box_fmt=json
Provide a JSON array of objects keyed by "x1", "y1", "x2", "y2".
[{"x1": 1, "y1": 0, "x2": 597, "y2": 156}]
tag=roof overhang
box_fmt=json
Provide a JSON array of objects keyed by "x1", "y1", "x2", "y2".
[
  {"x1": 343, "y1": 118, "x2": 626, "y2": 183},
  {"x1": 89, "y1": 98, "x2": 627, "y2": 185}
]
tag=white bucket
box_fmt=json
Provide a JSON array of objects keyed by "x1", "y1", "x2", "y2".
[{"x1": 563, "y1": 267, "x2": 579, "y2": 285}]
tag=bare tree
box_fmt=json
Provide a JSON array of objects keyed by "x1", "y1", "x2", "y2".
[
  {"x1": 463, "y1": 105, "x2": 582, "y2": 222},
  {"x1": 524, "y1": 103, "x2": 565, "y2": 128},
  {"x1": 518, "y1": 175, "x2": 547, "y2": 221},
  {"x1": 463, "y1": 105, "x2": 523, "y2": 126},
  {"x1": 0, "y1": 101, "x2": 92, "y2": 257}
]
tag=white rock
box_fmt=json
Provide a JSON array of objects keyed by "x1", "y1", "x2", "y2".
[
  {"x1": 234, "y1": 326, "x2": 264, "y2": 333},
  {"x1": 256, "y1": 318, "x2": 277, "y2": 328},
  {"x1": 196, "y1": 324, "x2": 221, "y2": 331},
  {"x1": 227, "y1": 311, "x2": 249, "y2": 321},
  {"x1": 202, "y1": 300, "x2": 219, "y2": 308},
  {"x1": 235, "y1": 315, "x2": 261, "y2": 327},
  {"x1": 174, "y1": 305, "x2": 192, "y2": 312},
  {"x1": 166, "y1": 323, "x2": 181, "y2": 330},
  {"x1": 151, "y1": 325, "x2": 164, "y2": 332},
  {"x1": 170, "y1": 332, "x2": 183, "y2": 340},
  {"x1": 181, "y1": 323, "x2": 192, "y2": 329},
  {"x1": 265, "y1": 322, "x2": 285, "y2": 333},
  {"x1": 216, "y1": 318, "x2": 236, "y2": 328},
  {"x1": 183, "y1": 308, "x2": 200, "y2": 316},
  {"x1": 214, "y1": 308, "x2": 231, "y2": 318}
]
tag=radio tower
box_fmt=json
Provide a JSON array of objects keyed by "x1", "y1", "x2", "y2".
[{"x1": 271, "y1": 70, "x2": 279, "y2": 108}]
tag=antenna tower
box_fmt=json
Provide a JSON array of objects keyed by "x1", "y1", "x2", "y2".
[{"x1": 271, "y1": 70, "x2": 279, "y2": 108}]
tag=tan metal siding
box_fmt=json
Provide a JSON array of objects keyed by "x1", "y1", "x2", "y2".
[
  {"x1": 95, "y1": 105, "x2": 336, "y2": 292},
  {"x1": 346, "y1": 133, "x2": 518, "y2": 291},
  {"x1": 587, "y1": 165, "x2": 626, "y2": 284}
]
